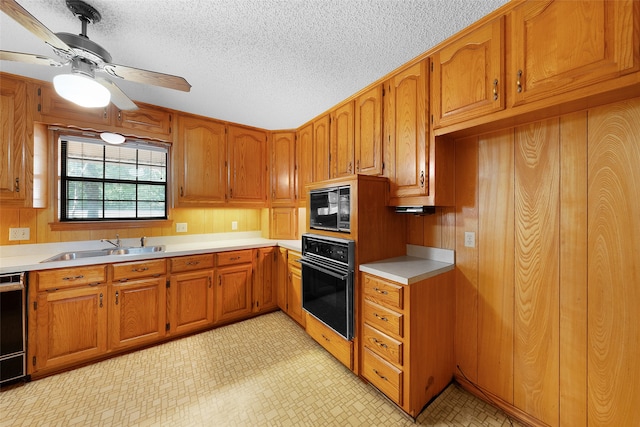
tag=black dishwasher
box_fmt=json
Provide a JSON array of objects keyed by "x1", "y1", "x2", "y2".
[{"x1": 0, "y1": 272, "x2": 26, "y2": 386}]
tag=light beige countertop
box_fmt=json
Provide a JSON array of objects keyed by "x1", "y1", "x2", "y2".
[
  {"x1": 0, "y1": 232, "x2": 302, "y2": 274},
  {"x1": 358, "y1": 245, "x2": 455, "y2": 285}
]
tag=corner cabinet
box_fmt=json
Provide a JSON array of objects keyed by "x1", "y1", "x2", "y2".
[
  {"x1": 228, "y1": 125, "x2": 268, "y2": 206},
  {"x1": 431, "y1": 17, "x2": 505, "y2": 128},
  {"x1": 254, "y1": 247, "x2": 278, "y2": 313},
  {"x1": 509, "y1": 0, "x2": 640, "y2": 107},
  {"x1": 175, "y1": 115, "x2": 227, "y2": 206},
  {"x1": 270, "y1": 131, "x2": 297, "y2": 205},
  {"x1": 383, "y1": 60, "x2": 428, "y2": 203}
]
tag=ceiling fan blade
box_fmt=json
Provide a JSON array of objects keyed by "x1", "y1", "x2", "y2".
[
  {"x1": 0, "y1": 50, "x2": 64, "y2": 66},
  {"x1": 96, "y1": 77, "x2": 138, "y2": 111},
  {"x1": 103, "y1": 63, "x2": 191, "y2": 92},
  {"x1": 0, "y1": 0, "x2": 72, "y2": 54}
]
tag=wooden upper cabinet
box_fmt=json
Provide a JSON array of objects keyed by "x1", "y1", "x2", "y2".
[
  {"x1": 115, "y1": 103, "x2": 172, "y2": 139},
  {"x1": 330, "y1": 101, "x2": 355, "y2": 178},
  {"x1": 0, "y1": 75, "x2": 27, "y2": 205},
  {"x1": 38, "y1": 84, "x2": 112, "y2": 128},
  {"x1": 354, "y1": 85, "x2": 383, "y2": 176},
  {"x1": 432, "y1": 17, "x2": 505, "y2": 128},
  {"x1": 228, "y1": 125, "x2": 268, "y2": 206},
  {"x1": 509, "y1": 0, "x2": 639, "y2": 107},
  {"x1": 297, "y1": 123, "x2": 313, "y2": 203},
  {"x1": 271, "y1": 131, "x2": 296, "y2": 205},
  {"x1": 313, "y1": 114, "x2": 331, "y2": 182},
  {"x1": 384, "y1": 59, "x2": 428, "y2": 201},
  {"x1": 175, "y1": 115, "x2": 227, "y2": 206}
]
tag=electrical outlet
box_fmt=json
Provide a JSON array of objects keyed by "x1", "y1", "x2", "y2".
[
  {"x1": 9, "y1": 227, "x2": 30, "y2": 241},
  {"x1": 176, "y1": 223, "x2": 188, "y2": 233},
  {"x1": 231, "y1": 221, "x2": 238, "y2": 231},
  {"x1": 464, "y1": 231, "x2": 476, "y2": 248}
]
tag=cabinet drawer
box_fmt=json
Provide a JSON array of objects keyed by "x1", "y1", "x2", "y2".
[
  {"x1": 35, "y1": 265, "x2": 107, "y2": 291},
  {"x1": 363, "y1": 347, "x2": 403, "y2": 405},
  {"x1": 363, "y1": 274, "x2": 404, "y2": 309},
  {"x1": 305, "y1": 313, "x2": 353, "y2": 370},
  {"x1": 170, "y1": 254, "x2": 215, "y2": 273},
  {"x1": 363, "y1": 299, "x2": 404, "y2": 338},
  {"x1": 363, "y1": 324, "x2": 403, "y2": 366},
  {"x1": 217, "y1": 250, "x2": 253, "y2": 266},
  {"x1": 112, "y1": 259, "x2": 166, "y2": 281}
]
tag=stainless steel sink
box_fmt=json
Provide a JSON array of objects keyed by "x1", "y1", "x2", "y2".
[{"x1": 41, "y1": 245, "x2": 166, "y2": 263}]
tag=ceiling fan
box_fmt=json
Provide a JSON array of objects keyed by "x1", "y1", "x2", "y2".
[{"x1": 0, "y1": 0, "x2": 191, "y2": 110}]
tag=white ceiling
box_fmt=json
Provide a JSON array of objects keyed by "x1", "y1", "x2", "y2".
[{"x1": 1, "y1": 0, "x2": 508, "y2": 130}]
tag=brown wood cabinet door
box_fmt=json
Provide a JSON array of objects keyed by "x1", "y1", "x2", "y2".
[
  {"x1": 115, "y1": 103, "x2": 172, "y2": 138},
  {"x1": 169, "y1": 269, "x2": 214, "y2": 335},
  {"x1": 432, "y1": 17, "x2": 504, "y2": 128},
  {"x1": 313, "y1": 115, "x2": 330, "y2": 182},
  {"x1": 277, "y1": 248, "x2": 288, "y2": 311},
  {"x1": 510, "y1": 0, "x2": 639, "y2": 107},
  {"x1": 330, "y1": 101, "x2": 355, "y2": 178},
  {"x1": 228, "y1": 125, "x2": 267, "y2": 205},
  {"x1": 110, "y1": 277, "x2": 167, "y2": 350},
  {"x1": 255, "y1": 247, "x2": 278, "y2": 312},
  {"x1": 270, "y1": 207, "x2": 298, "y2": 240},
  {"x1": 176, "y1": 115, "x2": 226, "y2": 206},
  {"x1": 271, "y1": 131, "x2": 296, "y2": 205},
  {"x1": 38, "y1": 84, "x2": 112, "y2": 127},
  {"x1": 216, "y1": 263, "x2": 253, "y2": 322},
  {"x1": 354, "y1": 85, "x2": 383, "y2": 176},
  {"x1": 35, "y1": 285, "x2": 108, "y2": 372},
  {"x1": 287, "y1": 258, "x2": 306, "y2": 327},
  {"x1": 0, "y1": 75, "x2": 26, "y2": 204},
  {"x1": 384, "y1": 60, "x2": 428, "y2": 199},
  {"x1": 297, "y1": 123, "x2": 313, "y2": 202}
]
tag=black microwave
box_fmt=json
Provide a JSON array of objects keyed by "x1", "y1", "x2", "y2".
[{"x1": 309, "y1": 185, "x2": 350, "y2": 233}]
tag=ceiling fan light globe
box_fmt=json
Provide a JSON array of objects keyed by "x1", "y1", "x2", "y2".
[
  {"x1": 100, "y1": 132, "x2": 126, "y2": 145},
  {"x1": 53, "y1": 73, "x2": 111, "y2": 108}
]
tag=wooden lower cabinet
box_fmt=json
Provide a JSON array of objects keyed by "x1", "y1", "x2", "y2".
[
  {"x1": 216, "y1": 251, "x2": 253, "y2": 323},
  {"x1": 360, "y1": 271, "x2": 454, "y2": 418},
  {"x1": 285, "y1": 251, "x2": 306, "y2": 327},
  {"x1": 305, "y1": 313, "x2": 353, "y2": 370},
  {"x1": 169, "y1": 254, "x2": 215, "y2": 336},
  {"x1": 254, "y1": 247, "x2": 278, "y2": 312}
]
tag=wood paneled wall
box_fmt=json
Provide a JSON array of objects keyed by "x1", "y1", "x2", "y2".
[{"x1": 454, "y1": 97, "x2": 640, "y2": 426}]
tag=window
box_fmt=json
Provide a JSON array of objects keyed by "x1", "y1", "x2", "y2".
[{"x1": 59, "y1": 135, "x2": 168, "y2": 221}]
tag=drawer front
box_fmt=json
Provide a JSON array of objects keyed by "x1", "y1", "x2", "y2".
[
  {"x1": 170, "y1": 254, "x2": 215, "y2": 273},
  {"x1": 363, "y1": 347, "x2": 403, "y2": 405},
  {"x1": 363, "y1": 274, "x2": 404, "y2": 309},
  {"x1": 216, "y1": 249, "x2": 253, "y2": 266},
  {"x1": 363, "y1": 300, "x2": 404, "y2": 338},
  {"x1": 112, "y1": 259, "x2": 166, "y2": 281},
  {"x1": 35, "y1": 265, "x2": 108, "y2": 291},
  {"x1": 305, "y1": 313, "x2": 353, "y2": 370},
  {"x1": 363, "y1": 324, "x2": 403, "y2": 366}
]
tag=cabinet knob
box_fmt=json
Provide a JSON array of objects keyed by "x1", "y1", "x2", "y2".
[
  {"x1": 493, "y1": 79, "x2": 499, "y2": 101},
  {"x1": 14, "y1": 177, "x2": 20, "y2": 193},
  {"x1": 373, "y1": 287, "x2": 388, "y2": 295},
  {"x1": 115, "y1": 290, "x2": 119, "y2": 305},
  {"x1": 99, "y1": 293, "x2": 103, "y2": 308},
  {"x1": 517, "y1": 70, "x2": 523, "y2": 93},
  {"x1": 419, "y1": 171, "x2": 425, "y2": 188}
]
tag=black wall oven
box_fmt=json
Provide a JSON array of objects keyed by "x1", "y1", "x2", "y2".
[
  {"x1": 300, "y1": 234, "x2": 355, "y2": 340},
  {"x1": 0, "y1": 272, "x2": 26, "y2": 386}
]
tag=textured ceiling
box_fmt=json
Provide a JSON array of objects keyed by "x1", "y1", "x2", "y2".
[{"x1": 1, "y1": 0, "x2": 508, "y2": 130}]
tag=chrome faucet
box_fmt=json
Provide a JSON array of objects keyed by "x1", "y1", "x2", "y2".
[
  {"x1": 140, "y1": 236, "x2": 147, "y2": 247},
  {"x1": 101, "y1": 234, "x2": 121, "y2": 248}
]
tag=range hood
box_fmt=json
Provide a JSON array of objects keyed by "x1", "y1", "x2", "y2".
[{"x1": 394, "y1": 206, "x2": 436, "y2": 215}]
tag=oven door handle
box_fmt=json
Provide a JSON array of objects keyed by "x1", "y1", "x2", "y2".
[
  {"x1": 297, "y1": 259, "x2": 350, "y2": 281},
  {"x1": 0, "y1": 283, "x2": 24, "y2": 292}
]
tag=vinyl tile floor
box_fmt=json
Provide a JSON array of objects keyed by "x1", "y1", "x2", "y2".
[{"x1": 0, "y1": 311, "x2": 525, "y2": 427}]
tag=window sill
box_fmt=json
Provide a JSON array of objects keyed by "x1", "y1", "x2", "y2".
[{"x1": 49, "y1": 219, "x2": 173, "y2": 232}]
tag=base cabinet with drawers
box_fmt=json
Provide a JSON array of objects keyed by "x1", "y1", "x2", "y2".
[{"x1": 360, "y1": 270, "x2": 455, "y2": 418}]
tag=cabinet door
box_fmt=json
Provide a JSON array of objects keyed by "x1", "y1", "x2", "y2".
[
  {"x1": 270, "y1": 207, "x2": 298, "y2": 240},
  {"x1": 115, "y1": 103, "x2": 172, "y2": 139},
  {"x1": 297, "y1": 123, "x2": 313, "y2": 203},
  {"x1": 176, "y1": 115, "x2": 226, "y2": 206},
  {"x1": 287, "y1": 253, "x2": 306, "y2": 327},
  {"x1": 432, "y1": 17, "x2": 504, "y2": 127},
  {"x1": 255, "y1": 247, "x2": 278, "y2": 312},
  {"x1": 354, "y1": 85, "x2": 383, "y2": 176},
  {"x1": 384, "y1": 60, "x2": 428, "y2": 199},
  {"x1": 228, "y1": 125, "x2": 267, "y2": 205},
  {"x1": 38, "y1": 84, "x2": 112, "y2": 128},
  {"x1": 110, "y1": 277, "x2": 166, "y2": 350},
  {"x1": 510, "y1": 0, "x2": 639, "y2": 107},
  {"x1": 313, "y1": 115, "x2": 330, "y2": 182},
  {"x1": 277, "y1": 247, "x2": 288, "y2": 311},
  {"x1": 330, "y1": 101, "x2": 355, "y2": 178},
  {"x1": 271, "y1": 131, "x2": 296, "y2": 205},
  {"x1": 169, "y1": 270, "x2": 214, "y2": 335},
  {"x1": 0, "y1": 75, "x2": 26, "y2": 204},
  {"x1": 216, "y1": 263, "x2": 253, "y2": 322},
  {"x1": 35, "y1": 285, "x2": 108, "y2": 372}
]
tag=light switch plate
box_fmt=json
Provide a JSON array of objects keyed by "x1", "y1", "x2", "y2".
[
  {"x1": 464, "y1": 231, "x2": 476, "y2": 248},
  {"x1": 231, "y1": 221, "x2": 238, "y2": 230}
]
